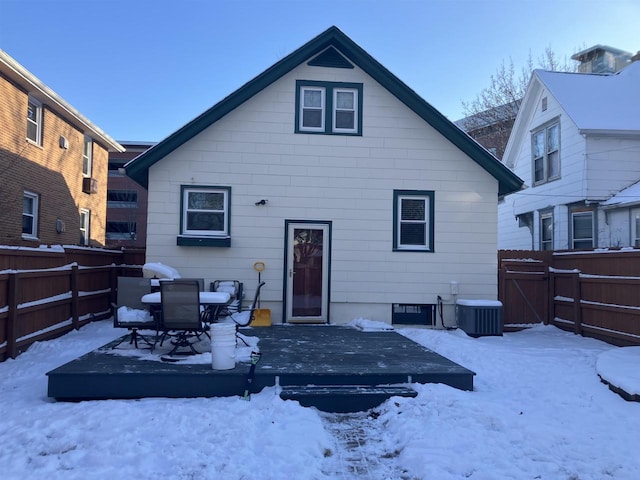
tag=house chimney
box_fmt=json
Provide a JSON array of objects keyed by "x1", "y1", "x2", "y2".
[{"x1": 571, "y1": 45, "x2": 633, "y2": 74}]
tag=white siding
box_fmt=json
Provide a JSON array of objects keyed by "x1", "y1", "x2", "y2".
[
  {"x1": 499, "y1": 85, "x2": 587, "y2": 250},
  {"x1": 146, "y1": 62, "x2": 501, "y2": 324},
  {"x1": 586, "y1": 136, "x2": 640, "y2": 200}
]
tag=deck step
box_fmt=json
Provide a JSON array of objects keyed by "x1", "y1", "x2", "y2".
[{"x1": 279, "y1": 385, "x2": 417, "y2": 413}]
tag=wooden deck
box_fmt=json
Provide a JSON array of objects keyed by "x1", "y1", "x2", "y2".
[{"x1": 47, "y1": 325, "x2": 475, "y2": 412}]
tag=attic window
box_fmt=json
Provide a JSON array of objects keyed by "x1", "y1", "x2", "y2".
[
  {"x1": 295, "y1": 80, "x2": 362, "y2": 135},
  {"x1": 541, "y1": 97, "x2": 548, "y2": 112}
]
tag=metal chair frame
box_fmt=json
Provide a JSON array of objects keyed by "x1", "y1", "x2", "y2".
[
  {"x1": 158, "y1": 279, "x2": 209, "y2": 357},
  {"x1": 112, "y1": 277, "x2": 155, "y2": 349},
  {"x1": 224, "y1": 281, "x2": 266, "y2": 345}
]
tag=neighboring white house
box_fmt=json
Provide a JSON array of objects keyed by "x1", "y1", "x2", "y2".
[
  {"x1": 126, "y1": 26, "x2": 522, "y2": 326},
  {"x1": 498, "y1": 60, "x2": 640, "y2": 251}
]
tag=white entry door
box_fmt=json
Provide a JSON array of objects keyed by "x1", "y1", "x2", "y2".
[{"x1": 285, "y1": 222, "x2": 330, "y2": 323}]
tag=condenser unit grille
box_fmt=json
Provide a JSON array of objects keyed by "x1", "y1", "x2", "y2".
[{"x1": 456, "y1": 300, "x2": 503, "y2": 337}]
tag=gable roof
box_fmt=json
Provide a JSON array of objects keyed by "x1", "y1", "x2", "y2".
[
  {"x1": 536, "y1": 62, "x2": 640, "y2": 133},
  {"x1": 503, "y1": 61, "x2": 640, "y2": 169},
  {"x1": 126, "y1": 26, "x2": 522, "y2": 196}
]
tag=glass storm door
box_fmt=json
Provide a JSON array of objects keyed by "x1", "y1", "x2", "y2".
[{"x1": 285, "y1": 222, "x2": 330, "y2": 323}]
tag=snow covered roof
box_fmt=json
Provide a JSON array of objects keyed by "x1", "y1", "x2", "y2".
[
  {"x1": 601, "y1": 180, "x2": 640, "y2": 208},
  {"x1": 535, "y1": 62, "x2": 640, "y2": 134}
]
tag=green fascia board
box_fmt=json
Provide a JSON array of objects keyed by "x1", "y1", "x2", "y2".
[{"x1": 126, "y1": 26, "x2": 523, "y2": 196}]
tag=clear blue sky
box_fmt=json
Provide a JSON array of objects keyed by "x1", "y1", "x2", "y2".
[{"x1": 1, "y1": 0, "x2": 638, "y2": 143}]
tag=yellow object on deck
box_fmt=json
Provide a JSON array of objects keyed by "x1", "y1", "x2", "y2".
[{"x1": 251, "y1": 308, "x2": 271, "y2": 326}]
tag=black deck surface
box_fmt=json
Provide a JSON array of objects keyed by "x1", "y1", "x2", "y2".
[{"x1": 47, "y1": 325, "x2": 475, "y2": 410}]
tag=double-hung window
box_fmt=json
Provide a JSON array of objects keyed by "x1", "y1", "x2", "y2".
[
  {"x1": 571, "y1": 210, "x2": 594, "y2": 249},
  {"x1": 22, "y1": 191, "x2": 39, "y2": 238},
  {"x1": 532, "y1": 121, "x2": 560, "y2": 185},
  {"x1": 633, "y1": 208, "x2": 640, "y2": 248},
  {"x1": 79, "y1": 209, "x2": 91, "y2": 245},
  {"x1": 333, "y1": 88, "x2": 357, "y2": 133},
  {"x1": 540, "y1": 211, "x2": 553, "y2": 251},
  {"x1": 300, "y1": 86, "x2": 325, "y2": 132},
  {"x1": 296, "y1": 80, "x2": 362, "y2": 135},
  {"x1": 178, "y1": 186, "x2": 231, "y2": 247},
  {"x1": 83, "y1": 136, "x2": 93, "y2": 177},
  {"x1": 27, "y1": 96, "x2": 42, "y2": 145},
  {"x1": 393, "y1": 190, "x2": 434, "y2": 252}
]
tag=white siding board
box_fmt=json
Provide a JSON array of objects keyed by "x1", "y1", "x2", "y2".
[
  {"x1": 499, "y1": 84, "x2": 591, "y2": 249},
  {"x1": 145, "y1": 60, "x2": 501, "y2": 324},
  {"x1": 586, "y1": 136, "x2": 640, "y2": 199}
]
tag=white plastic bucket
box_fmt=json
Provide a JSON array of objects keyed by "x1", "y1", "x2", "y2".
[{"x1": 211, "y1": 323, "x2": 237, "y2": 370}]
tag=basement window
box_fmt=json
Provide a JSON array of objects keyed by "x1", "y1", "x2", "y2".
[{"x1": 392, "y1": 304, "x2": 436, "y2": 325}]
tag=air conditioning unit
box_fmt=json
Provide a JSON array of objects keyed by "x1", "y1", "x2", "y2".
[
  {"x1": 456, "y1": 299, "x2": 503, "y2": 337},
  {"x1": 82, "y1": 177, "x2": 98, "y2": 194}
]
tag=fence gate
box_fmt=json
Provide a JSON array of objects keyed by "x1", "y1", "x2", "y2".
[{"x1": 498, "y1": 257, "x2": 549, "y2": 327}]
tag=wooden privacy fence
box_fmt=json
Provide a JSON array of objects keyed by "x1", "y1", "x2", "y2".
[
  {"x1": 499, "y1": 249, "x2": 640, "y2": 346},
  {"x1": 0, "y1": 246, "x2": 144, "y2": 361}
]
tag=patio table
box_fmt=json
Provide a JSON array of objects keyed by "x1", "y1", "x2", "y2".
[{"x1": 141, "y1": 291, "x2": 232, "y2": 324}]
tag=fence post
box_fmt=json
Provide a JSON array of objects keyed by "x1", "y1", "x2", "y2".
[
  {"x1": 110, "y1": 264, "x2": 118, "y2": 306},
  {"x1": 572, "y1": 271, "x2": 583, "y2": 335},
  {"x1": 546, "y1": 269, "x2": 554, "y2": 325},
  {"x1": 6, "y1": 272, "x2": 18, "y2": 359},
  {"x1": 71, "y1": 264, "x2": 79, "y2": 330}
]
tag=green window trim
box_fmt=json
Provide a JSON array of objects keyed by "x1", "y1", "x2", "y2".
[
  {"x1": 393, "y1": 190, "x2": 435, "y2": 252},
  {"x1": 295, "y1": 80, "x2": 363, "y2": 136},
  {"x1": 178, "y1": 185, "x2": 231, "y2": 247},
  {"x1": 177, "y1": 236, "x2": 231, "y2": 247}
]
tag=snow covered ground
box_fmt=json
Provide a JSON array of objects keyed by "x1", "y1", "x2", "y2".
[{"x1": 1, "y1": 320, "x2": 639, "y2": 480}]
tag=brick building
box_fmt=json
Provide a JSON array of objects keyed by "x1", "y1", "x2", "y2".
[
  {"x1": 106, "y1": 141, "x2": 153, "y2": 248},
  {"x1": 0, "y1": 49, "x2": 123, "y2": 247}
]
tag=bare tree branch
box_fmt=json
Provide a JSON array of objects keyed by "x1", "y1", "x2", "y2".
[{"x1": 459, "y1": 46, "x2": 578, "y2": 159}]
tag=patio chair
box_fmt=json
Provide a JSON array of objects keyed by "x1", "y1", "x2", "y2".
[
  {"x1": 111, "y1": 277, "x2": 155, "y2": 349},
  {"x1": 179, "y1": 278, "x2": 205, "y2": 291},
  {"x1": 158, "y1": 279, "x2": 209, "y2": 357},
  {"x1": 220, "y1": 281, "x2": 265, "y2": 345},
  {"x1": 210, "y1": 280, "x2": 243, "y2": 318}
]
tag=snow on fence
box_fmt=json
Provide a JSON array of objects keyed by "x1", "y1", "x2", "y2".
[
  {"x1": 499, "y1": 249, "x2": 640, "y2": 346},
  {"x1": 0, "y1": 247, "x2": 144, "y2": 361}
]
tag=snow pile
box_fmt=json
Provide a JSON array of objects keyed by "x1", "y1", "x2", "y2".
[
  {"x1": 596, "y1": 346, "x2": 640, "y2": 396},
  {"x1": 116, "y1": 306, "x2": 153, "y2": 323},
  {"x1": 348, "y1": 318, "x2": 394, "y2": 331},
  {"x1": 0, "y1": 321, "x2": 639, "y2": 479},
  {"x1": 142, "y1": 262, "x2": 181, "y2": 279}
]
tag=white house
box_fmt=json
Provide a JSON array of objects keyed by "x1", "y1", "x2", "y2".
[
  {"x1": 126, "y1": 26, "x2": 522, "y2": 326},
  {"x1": 498, "y1": 60, "x2": 640, "y2": 250}
]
